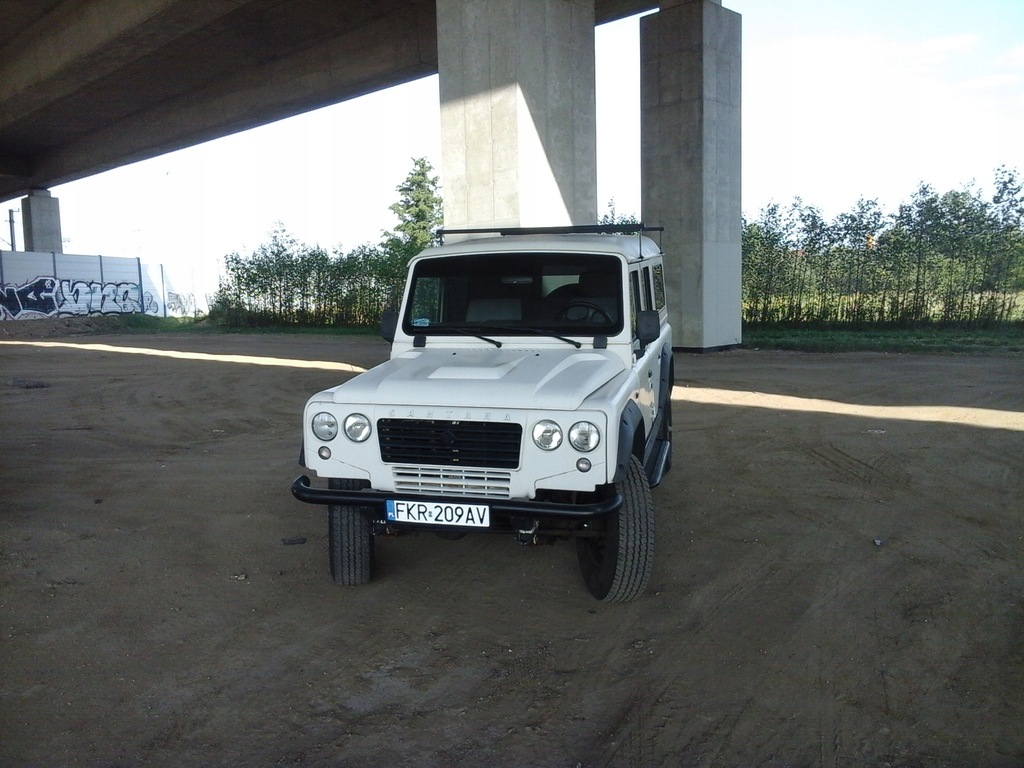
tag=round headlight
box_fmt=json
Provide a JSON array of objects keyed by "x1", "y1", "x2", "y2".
[
  {"x1": 532, "y1": 420, "x2": 563, "y2": 451},
  {"x1": 343, "y1": 413, "x2": 372, "y2": 442},
  {"x1": 311, "y1": 412, "x2": 339, "y2": 441},
  {"x1": 569, "y1": 421, "x2": 601, "y2": 452}
]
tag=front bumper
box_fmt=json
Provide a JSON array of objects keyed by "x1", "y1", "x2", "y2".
[{"x1": 290, "y1": 475, "x2": 622, "y2": 520}]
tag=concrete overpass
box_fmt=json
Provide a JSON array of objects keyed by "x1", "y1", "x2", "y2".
[{"x1": 0, "y1": 0, "x2": 741, "y2": 349}]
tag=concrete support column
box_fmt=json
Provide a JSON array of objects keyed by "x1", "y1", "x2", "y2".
[
  {"x1": 436, "y1": 0, "x2": 597, "y2": 230},
  {"x1": 21, "y1": 188, "x2": 63, "y2": 253},
  {"x1": 641, "y1": 0, "x2": 741, "y2": 350}
]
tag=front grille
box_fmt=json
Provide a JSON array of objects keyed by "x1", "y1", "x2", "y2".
[
  {"x1": 392, "y1": 466, "x2": 512, "y2": 498},
  {"x1": 377, "y1": 419, "x2": 522, "y2": 469}
]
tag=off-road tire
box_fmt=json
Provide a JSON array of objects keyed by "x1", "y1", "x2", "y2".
[
  {"x1": 327, "y1": 478, "x2": 374, "y2": 585},
  {"x1": 576, "y1": 454, "x2": 654, "y2": 602}
]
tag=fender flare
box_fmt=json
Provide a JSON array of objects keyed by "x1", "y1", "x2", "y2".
[
  {"x1": 614, "y1": 346, "x2": 673, "y2": 486},
  {"x1": 655, "y1": 344, "x2": 675, "y2": 436},
  {"x1": 660, "y1": 345, "x2": 675, "y2": 400},
  {"x1": 614, "y1": 400, "x2": 645, "y2": 484}
]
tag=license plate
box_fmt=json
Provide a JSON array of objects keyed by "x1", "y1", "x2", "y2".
[{"x1": 386, "y1": 499, "x2": 490, "y2": 527}]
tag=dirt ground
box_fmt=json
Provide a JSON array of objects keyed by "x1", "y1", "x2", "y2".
[{"x1": 1, "y1": 320, "x2": 1022, "y2": 767}]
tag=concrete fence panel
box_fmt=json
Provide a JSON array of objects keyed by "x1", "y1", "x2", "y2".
[{"x1": 0, "y1": 251, "x2": 199, "y2": 321}]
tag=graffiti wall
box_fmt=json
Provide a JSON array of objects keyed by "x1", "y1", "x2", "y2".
[
  {"x1": 0, "y1": 251, "x2": 198, "y2": 321},
  {"x1": 0, "y1": 276, "x2": 156, "y2": 318}
]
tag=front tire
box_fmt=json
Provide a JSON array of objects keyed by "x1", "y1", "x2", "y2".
[
  {"x1": 327, "y1": 478, "x2": 374, "y2": 585},
  {"x1": 576, "y1": 455, "x2": 655, "y2": 602}
]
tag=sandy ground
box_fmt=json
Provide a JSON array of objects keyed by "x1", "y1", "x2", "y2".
[{"x1": 1, "y1": 321, "x2": 1022, "y2": 767}]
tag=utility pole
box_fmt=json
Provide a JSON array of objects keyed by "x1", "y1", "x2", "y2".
[{"x1": 7, "y1": 208, "x2": 16, "y2": 251}]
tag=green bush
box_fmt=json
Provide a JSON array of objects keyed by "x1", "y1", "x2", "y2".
[
  {"x1": 742, "y1": 168, "x2": 1024, "y2": 327},
  {"x1": 210, "y1": 158, "x2": 441, "y2": 329}
]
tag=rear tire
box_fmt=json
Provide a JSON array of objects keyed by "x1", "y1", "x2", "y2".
[
  {"x1": 327, "y1": 478, "x2": 374, "y2": 585},
  {"x1": 576, "y1": 455, "x2": 654, "y2": 602}
]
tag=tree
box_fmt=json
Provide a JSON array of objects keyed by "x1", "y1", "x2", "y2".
[
  {"x1": 212, "y1": 159, "x2": 447, "y2": 326},
  {"x1": 989, "y1": 166, "x2": 1024, "y2": 320},
  {"x1": 832, "y1": 198, "x2": 886, "y2": 323},
  {"x1": 741, "y1": 169, "x2": 1024, "y2": 326},
  {"x1": 599, "y1": 199, "x2": 640, "y2": 226},
  {"x1": 387, "y1": 157, "x2": 443, "y2": 256},
  {"x1": 369, "y1": 157, "x2": 444, "y2": 313},
  {"x1": 742, "y1": 203, "x2": 793, "y2": 323}
]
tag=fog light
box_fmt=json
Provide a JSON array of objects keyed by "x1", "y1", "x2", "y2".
[
  {"x1": 318, "y1": 446, "x2": 332, "y2": 459},
  {"x1": 576, "y1": 458, "x2": 592, "y2": 472}
]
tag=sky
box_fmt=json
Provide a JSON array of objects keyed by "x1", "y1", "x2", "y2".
[{"x1": 2, "y1": 0, "x2": 1022, "y2": 299}]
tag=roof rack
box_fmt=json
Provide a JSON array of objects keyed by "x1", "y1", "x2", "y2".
[{"x1": 438, "y1": 223, "x2": 663, "y2": 241}]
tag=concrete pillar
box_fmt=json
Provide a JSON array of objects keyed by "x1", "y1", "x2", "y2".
[
  {"x1": 436, "y1": 0, "x2": 597, "y2": 230},
  {"x1": 641, "y1": 0, "x2": 741, "y2": 350},
  {"x1": 21, "y1": 188, "x2": 63, "y2": 253}
]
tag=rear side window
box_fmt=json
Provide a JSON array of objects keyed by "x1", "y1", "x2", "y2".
[
  {"x1": 641, "y1": 266, "x2": 654, "y2": 310},
  {"x1": 652, "y1": 263, "x2": 666, "y2": 311}
]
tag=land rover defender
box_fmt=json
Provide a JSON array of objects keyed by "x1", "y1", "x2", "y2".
[{"x1": 292, "y1": 225, "x2": 673, "y2": 601}]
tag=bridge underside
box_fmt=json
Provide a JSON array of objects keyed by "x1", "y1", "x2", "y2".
[
  {"x1": 0, "y1": 0, "x2": 740, "y2": 350},
  {"x1": 0, "y1": 0, "x2": 654, "y2": 201}
]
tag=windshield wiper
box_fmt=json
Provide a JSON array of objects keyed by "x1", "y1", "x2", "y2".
[
  {"x1": 422, "y1": 324, "x2": 583, "y2": 349},
  {"x1": 428, "y1": 326, "x2": 503, "y2": 347},
  {"x1": 483, "y1": 325, "x2": 583, "y2": 348}
]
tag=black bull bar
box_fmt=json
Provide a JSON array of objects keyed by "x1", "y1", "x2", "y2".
[{"x1": 291, "y1": 475, "x2": 622, "y2": 520}]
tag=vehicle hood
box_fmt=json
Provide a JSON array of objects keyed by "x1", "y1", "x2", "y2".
[{"x1": 326, "y1": 347, "x2": 629, "y2": 411}]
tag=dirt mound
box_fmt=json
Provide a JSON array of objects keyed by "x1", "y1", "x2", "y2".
[{"x1": 0, "y1": 315, "x2": 134, "y2": 339}]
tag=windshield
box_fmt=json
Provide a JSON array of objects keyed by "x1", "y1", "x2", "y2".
[{"x1": 402, "y1": 252, "x2": 623, "y2": 337}]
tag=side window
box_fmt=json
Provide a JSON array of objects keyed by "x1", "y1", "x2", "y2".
[
  {"x1": 652, "y1": 263, "x2": 666, "y2": 311},
  {"x1": 642, "y1": 266, "x2": 653, "y2": 311},
  {"x1": 410, "y1": 276, "x2": 443, "y2": 324},
  {"x1": 629, "y1": 269, "x2": 642, "y2": 337}
]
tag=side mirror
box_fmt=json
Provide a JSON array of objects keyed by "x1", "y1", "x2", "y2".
[
  {"x1": 380, "y1": 310, "x2": 398, "y2": 343},
  {"x1": 636, "y1": 309, "x2": 661, "y2": 351}
]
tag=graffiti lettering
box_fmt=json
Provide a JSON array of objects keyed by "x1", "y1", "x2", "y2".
[
  {"x1": 0, "y1": 277, "x2": 59, "y2": 317},
  {"x1": 166, "y1": 291, "x2": 195, "y2": 316},
  {"x1": 0, "y1": 276, "x2": 158, "y2": 320},
  {"x1": 59, "y1": 279, "x2": 144, "y2": 315}
]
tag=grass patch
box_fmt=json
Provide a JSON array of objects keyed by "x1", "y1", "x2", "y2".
[
  {"x1": 11, "y1": 314, "x2": 1021, "y2": 354},
  {"x1": 114, "y1": 315, "x2": 207, "y2": 332},
  {"x1": 114, "y1": 315, "x2": 378, "y2": 336},
  {"x1": 742, "y1": 324, "x2": 1024, "y2": 354}
]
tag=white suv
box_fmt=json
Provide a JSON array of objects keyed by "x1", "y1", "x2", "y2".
[{"x1": 292, "y1": 225, "x2": 674, "y2": 601}]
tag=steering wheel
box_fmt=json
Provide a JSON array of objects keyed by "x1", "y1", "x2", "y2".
[{"x1": 556, "y1": 300, "x2": 613, "y2": 323}]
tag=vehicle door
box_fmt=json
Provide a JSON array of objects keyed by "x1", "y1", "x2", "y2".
[{"x1": 629, "y1": 265, "x2": 661, "y2": 439}]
